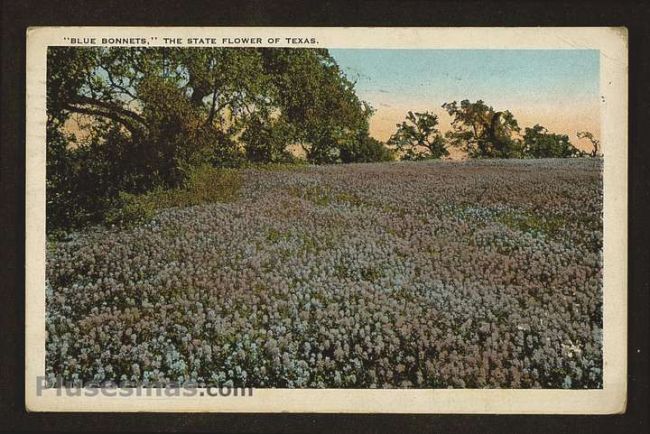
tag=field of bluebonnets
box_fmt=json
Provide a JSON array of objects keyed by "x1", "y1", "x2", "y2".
[{"x1": 46, "y1": 158, "x2": 603, "y2": 389}]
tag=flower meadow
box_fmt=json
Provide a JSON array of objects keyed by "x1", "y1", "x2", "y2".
[{"x1": 46, "y1": 158, "x2": 603, "y2": 389}]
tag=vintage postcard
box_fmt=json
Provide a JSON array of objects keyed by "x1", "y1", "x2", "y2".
[{"x1": 25, "y1": 27, "x2": 628, "y2": 413}]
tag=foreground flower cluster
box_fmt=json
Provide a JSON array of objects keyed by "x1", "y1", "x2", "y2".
[{"x1": 46, "y1": 159, "x2": 603, "y2": 389}]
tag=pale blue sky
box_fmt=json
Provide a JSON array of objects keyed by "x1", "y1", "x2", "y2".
[{"x1": 329, "y1": 49, "x2": 599, "y2": 106}]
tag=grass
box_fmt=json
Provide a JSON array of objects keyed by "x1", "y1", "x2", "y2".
[
  {"x1": 243, "y1": 161, "x2": 309, "y2": 172},
  {"x1": 106, "y1": 165, "x2": 243, "y2": 227},
  {"x1": 266, "y1": 228, "x2": 290, "y2": 242},
  {"x1": 496, "y1": 210, "x2": 566, "y2": 237}
]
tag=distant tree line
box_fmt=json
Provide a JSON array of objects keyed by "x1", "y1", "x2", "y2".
[{"x1": 388, "y1": 100, "x2": 600, "y2": 161}]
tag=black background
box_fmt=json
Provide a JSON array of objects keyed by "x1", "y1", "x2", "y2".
[{"x1": 1, "y1": 1, "x2": 648, "y2": 432}]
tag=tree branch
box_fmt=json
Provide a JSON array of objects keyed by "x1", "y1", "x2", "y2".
[
  {"x1": 63, "y1": 102, "x2": 147, "y2": 139},
  {"x1": 70, "y1": 95, "x2": 148, "y2": 128},
  {"x1": 103, "y1": 66, "x2": 138, "y2": 101}
]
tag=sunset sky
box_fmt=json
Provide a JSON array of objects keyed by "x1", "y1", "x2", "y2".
[{"x1": 329, "y1": 49, "x2": 601, "y2": 152}]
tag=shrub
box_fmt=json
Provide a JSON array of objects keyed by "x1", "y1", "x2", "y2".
[
  {"x1": 340, "y1": 134, "x2": 395, "y2": 163},
  {"x1": 523, "y1": 125, "x2": 583, "y2": 158}
]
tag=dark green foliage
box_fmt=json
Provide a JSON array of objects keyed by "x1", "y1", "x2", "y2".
[
  {"x1": 523, "y1": 124, "x2": 583, "y2": 158},
  {"x1": 46, "y1": 123, "x2": 147, "y2": 234},
  {"x1": 339, "y1": 133, "x2": 395, "y2": 163},
  {"x1": 46, "y1": 46, "x2": 373, "y2": 232},
  {"x1": 443, "y1": 100, "x2": 522, "y2": 158},
  {"x1": 260, "y1": 48, "x2": 373, "y2": 164},
  {"x1": 241, "y1": 116, "x2": 296, "y2": 163},
  {"x1": 388, "y1": 111, "x2": 448, "y2": 160}
]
